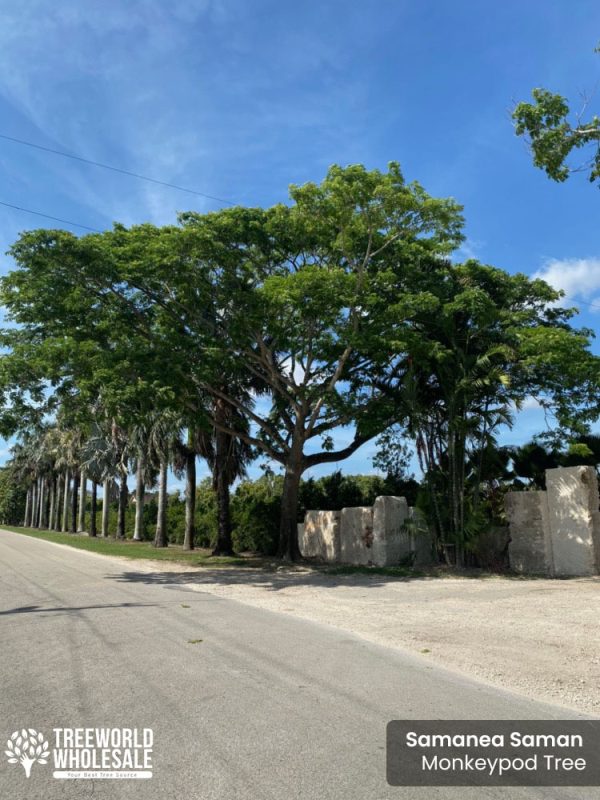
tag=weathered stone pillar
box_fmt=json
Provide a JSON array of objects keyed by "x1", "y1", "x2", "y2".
[
  {"x1": 505, "y1": 491, "x2": 552, "y2": 575},
  {"x1": 298, "y1": 510, "x2": 341, "y2": 562},
  {"x1": 545, "y1": 466, "x2": 600, "y2": 577},
  {"x1": 371, "y1": 496, "x2": 409, "y2": 566}
]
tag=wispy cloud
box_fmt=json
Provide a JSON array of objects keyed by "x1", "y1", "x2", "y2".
[{"x1": 533, "y1": 257, "x2": 600, "y2": 310}]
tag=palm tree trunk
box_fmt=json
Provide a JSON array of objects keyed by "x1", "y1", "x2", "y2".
[
  {"x1": 212, "y1": 427, "x2": 234, "y2": 555},
  {"x1": 31, "y1": 480, "x2": 38, "y2": 528},
  {"x1": 183, "y1": 451, "x2": 195, "y2": 551},
  {"x1": 70, "y1": 470, "x2": 80, "y2": 533},
  {"x1": 90, "y1": 481, "x2": 98, "y2": 537},
  {"x1": 34, "y1": 476, "x2": 42, "y2": 527},
  {"x1": 61, "y1": 469, "x2": 70, "y2": 532},
  {"x1": 77, "y1": 469, "x2": 87, "y2": 532},
  {"x1": 38, "y1": 477, "x2": 46, "y2": 528},
  {"x1": 23, "y1": 486, "x2": 31, "y2": 527},
  {"x1": 117, "y1": 470, "x2": 128, "y2": 539},
  {"x1": 53, "y1": 475, "x2": 62, "y2": 530},
  {"x1": 154, "y1": 459, "x2": 168, "y2": 548},
  {"x1": 133, "y1": 458, "x2": 145, "y2": 541},
  {"x1": 48, "y1": 476, "x2": 55, "y2": 532},
  {"x1": 102, "y1": 479, "x2": 111, "y2": 537}
]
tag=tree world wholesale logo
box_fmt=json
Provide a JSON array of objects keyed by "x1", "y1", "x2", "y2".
[{"x1": 4, "y1": 727, "x2": 153, "y2": 779}]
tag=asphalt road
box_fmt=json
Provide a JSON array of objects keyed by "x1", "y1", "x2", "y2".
[{"x1": 0, "y1": 529, "x2": 597, "y2": 800}]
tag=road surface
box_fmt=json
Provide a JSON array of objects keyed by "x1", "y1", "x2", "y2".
[{"x1": 0, "y1": 529, "x2": 597, "y2": 800}]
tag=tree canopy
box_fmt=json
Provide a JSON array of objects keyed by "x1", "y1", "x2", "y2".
[{"x1": 1, "y1": 162, "x2": 599, "y2": 562}]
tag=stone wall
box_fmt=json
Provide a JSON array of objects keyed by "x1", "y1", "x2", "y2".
[
  {"x1": 505, "y1": 465, "x2": 600, "y2": 577},
  {"x1": 340, "y1": 506, "x2": 374, "y2": 565},
  {"x1": 299, "y1": 496, "x2": 433, "y2": 567},
  {"x1": 546, "y1": 466, "x2": 600, "y2": 577},
  {"x1": 371, "y1": 496, "x2": 409, "y2": 566},
  {"x1": 298, "y1": 510, "x2": 341, "y2": 562},
  {"x1": 505, "y1": 491, "x2": 552, "y2": 575}
]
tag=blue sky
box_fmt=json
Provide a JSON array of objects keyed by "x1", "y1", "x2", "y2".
[{"x1": 0, "y1": 0, "x2": 599, "y2": 485}]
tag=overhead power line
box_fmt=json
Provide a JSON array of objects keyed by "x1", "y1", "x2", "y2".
[
  {"x1": 564, "y1": 294, "x2": 600, "y2": 312},
  {"x1": 0, "y1": 132, "x2": 236, "y2": 206},
  {"x1": 0, "y1": 200, "x2": 102, "y2": 232}
]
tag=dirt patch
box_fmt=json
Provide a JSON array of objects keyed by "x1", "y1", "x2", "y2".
[{"x1": 130, "y1": 563, "x2": 600, "y2": 714}]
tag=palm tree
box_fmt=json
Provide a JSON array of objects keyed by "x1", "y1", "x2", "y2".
[
  {"x1": 80, "y1": 418, "x2": 124, "y2": 538},
  {"x1": 127, "y1": 421, "x2": 158, "y2": 542},
  {"x1": 147, "y1": 412, "x2": 183, "y2": 548},
  {"x1": 54, "y1": 426, "x2": 83, "y2": 533},
  {"x1": 196, "y1": 398, "x2": 254, "y2": 556}
]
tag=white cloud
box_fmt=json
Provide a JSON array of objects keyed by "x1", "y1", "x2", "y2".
[
  {"x1": 533, "y1": 257, "x2": 600, "y2": 310},
  {"x1": 521, "y1": 396, "x2": 542, "y2": 411},
  {"x1": 454, "y1": 237, "x2": 484, "y2": 262}
]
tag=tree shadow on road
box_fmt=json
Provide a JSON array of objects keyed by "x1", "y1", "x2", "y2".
[
  {"x1": 0, "y1": 602, "x2": 159, "y2": 615},
  {"x1": 103, "y1": 566, "x2": 436, "y2": 592},
  {"x1": 103, "y1": 563, "x2": 591, "y2": 592}
]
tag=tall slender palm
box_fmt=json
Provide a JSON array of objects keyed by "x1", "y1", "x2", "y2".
[
  {"x1": 80, "y1": 419, "x2": 123, "y2": 538},
  {"x1": 127, "y1": 421, "x2": 158, "y2": 542},
  {"x1": 195, "y1": 397, "x2": 255, "y2": 556},
  {"x1": 147, "y1": 412, "x2": 183, "y2": 548},
  {"x1": 54, "y1": 426, "x2": 83, "y2": 533}
]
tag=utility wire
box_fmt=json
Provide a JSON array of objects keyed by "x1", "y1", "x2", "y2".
[
  {"x1": 0, "y1": 200, "x2": 102, "y2": 232},
  {"x1": 564, "y1": 294, "x2": 600, "y2": 312},
  {"x1": 0, "y1": 132, "x2": 236, "y2": 206}
]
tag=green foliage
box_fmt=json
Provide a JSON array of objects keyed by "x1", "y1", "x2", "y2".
[
  {"x1": 1, "y1": 161, "x2": 599, "y2": 567},
  {"x1": 0, "y1": 467, "x2": 26, "y2": 524},
  {"x1": 231, "y1": 474, "x2": 283, "y2": 554},
  {"x1": 513, "y1": 55, "x2": 600, "y2": 184}
]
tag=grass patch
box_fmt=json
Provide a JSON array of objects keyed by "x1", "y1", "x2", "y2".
[
  {"x1": 0, "y1": 526, "x2": 268, "y2": 569},
  {"x1": 187, "y1": 639, "x2": 203, "y2": 644}
]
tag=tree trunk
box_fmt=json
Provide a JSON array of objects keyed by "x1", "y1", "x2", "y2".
[
  {"x1": 23, "y1": 486, "x2": 31, "y2": 527},
  {"x1": 102, "y1": 479, "x2": 111, "y2": 537},
  {"x1": 117, "y1": 470, "x2": 128, "y2": 539},
  {"x1": 89, "y1": 481, "x2": 98, "y2": 537},
  {"x1": 34, "y1": 476, "x2": 42, "y2": 527},
  {"x1": 212, "y1": 431, "x2": 234, "y2": 556},
  {"x1": 77, "y1": 469, "x2": 87, "y2": 532},
  {"x1": 70, "y1": 471, "x2": 79, "y2": 533},
  {"x1": 154, "y1": 459, "x2": 168, "y2": 548},
  {"x1": 183, "y1": 451, "x2": 196, "y2": 551},
  {"x1": 278, "y1": 459, "x2": 302, "y2": 561},
  {"x1": 133, "y1": 458, "x2": 145, "y2": 541},
  {"x1": 48, "y1": 476, "x2": 55, "y2": 532},
  {"x1": 38, "y1": 477, "x2": 46, "y2": 528},
  {"x1": 30, "y1": 481, "x2": 37, "y2": 528},
  {"x1": 53, "y1": 475, "x2": 62, "y2": 530},
  {"x1": 61, "y1": 469, "x2": 70, "y2": 532}
]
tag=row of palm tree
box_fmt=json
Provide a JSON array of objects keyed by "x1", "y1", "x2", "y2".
[{"x1": 10, "y1": 403, "x2": 252, "y2": 551}]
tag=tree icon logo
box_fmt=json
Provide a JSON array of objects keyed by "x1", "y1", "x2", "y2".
[{"x1": 5, "y1": 729, "x2": 49, "y2": 777}]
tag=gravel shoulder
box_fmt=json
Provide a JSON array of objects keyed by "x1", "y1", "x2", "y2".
[
  {"x1": 90, "y1": 551, "x2": 600, "y2": 716},
  {"x1": 6, "y1": 529, "x2": 600, "y2": 715},
  {"x1": 177, "y1": 568, "x2": 600, "y2": 715}
]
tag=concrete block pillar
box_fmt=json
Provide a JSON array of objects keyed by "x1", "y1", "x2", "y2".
[
  {"x1": 505, "y1": 491, "x2": 552, "y2": 575},
  {"x1": 299, "y1": 510, "x2": 341, "y2": 562},
  {"x1": 340, "y1": 507, "x2": 375, "y2": 565},
  {"x1": 371, "y1": 496, "x2": 409, "y2": 566},
  {"x1": 545, "y1": 465, "x2": 600, "y2": 577}
]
